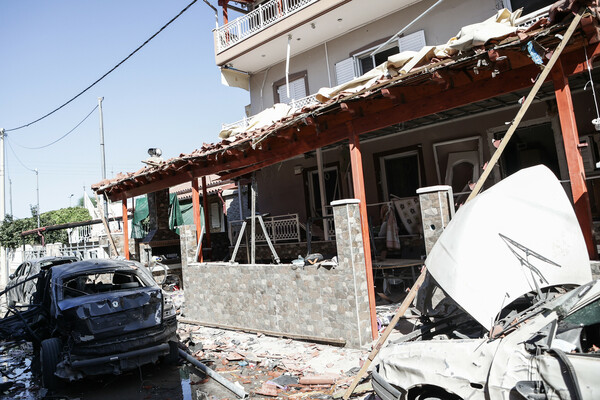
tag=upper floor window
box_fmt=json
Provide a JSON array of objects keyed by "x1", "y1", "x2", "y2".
[
  {"x1": 335, "y1": 30, "x2": 426, "y2": 86},
  {"x1": 506, "y1": 0, "x2": 554, "y2": 14},
  {"x1": 273, "y1": 71, "x2": 308, "y2": 103}
]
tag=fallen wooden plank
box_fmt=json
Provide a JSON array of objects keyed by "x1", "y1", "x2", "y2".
[{"x1": 466, "y1": 8, "x2": 586, "y2": 202}]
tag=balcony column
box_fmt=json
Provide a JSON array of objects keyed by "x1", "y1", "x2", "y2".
[
  {"x1": 347, "y1": 122, "x2": 378, "y2": 340},
  {"x1": 552, "y1": 58, "x2": 597, "y2": 258},
  {"x1": 202, "y1": 176, "x2": 212, "y2": 259},
  {"x1": 192, "y1": 177, "x2": 202, "y2": 262},
  {"x1": 122, "y1": 194, "x2": 130, "y2": 260}
]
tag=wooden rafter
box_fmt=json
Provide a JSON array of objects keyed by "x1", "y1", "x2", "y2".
[{"x1": 98, "y1": 41, "x2": 600, "y2": 202}]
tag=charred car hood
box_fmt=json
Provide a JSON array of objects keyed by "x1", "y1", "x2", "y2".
[{"x1": 426, "y1": 165, "x2": 592, "y2": 329}]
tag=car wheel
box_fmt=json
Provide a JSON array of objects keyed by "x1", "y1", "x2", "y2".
[
  {"x1": 40, "y1": 338, "x2": 63, "y2": 391},
  {"x1": 162, "y1": 340, "x2": 180, "y2": 365},
  {"x1": 417, "y1": 387, "x2": 462, "y2": 400}
]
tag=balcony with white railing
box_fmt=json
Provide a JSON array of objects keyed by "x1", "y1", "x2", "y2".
[
  {"x1": 221, "y1": 93, "x2": 319, "y2": 133},
  {"x1": 215, "y1": 0, "x2": 320, "y2": 53}
]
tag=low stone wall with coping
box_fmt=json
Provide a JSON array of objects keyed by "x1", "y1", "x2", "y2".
[{"x1": 179, "y1": 199, "x2": 373, "y2": 348}]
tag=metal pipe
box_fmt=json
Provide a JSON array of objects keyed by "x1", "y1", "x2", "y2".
[
  {"x1": 260, "y1": 67, "x2": 271, "y2": 111},
  {"x1": 98, "y1": 97, "x2": 108, "y2": 220},
  {"x1": 286, "y1": 34, "x2": 291, "y2": 99},
  {"x1": 324, "y1": 41, "x2": 332, "y2": 87},
  {"x1": 370, "y1": 0, "x2": 444, "y2": 57},
  {"x1": 35, "y1": 169, "x2": 40, "y2": 228},
  {"x1": 178, "y1": 349, "x2": 248, "y2": 398},
  {"x1": 250, "y1": 173, "x2": 256, "y2": 264},
  {"x1": 316, "y1": 148, "x2": 329, "y2": 241},
  {"x1": 202, "y1": 0, "x2": 219, "y2": 28}
]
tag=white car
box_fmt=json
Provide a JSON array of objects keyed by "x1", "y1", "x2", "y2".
[{"x1": 373, "y1": 166, "x2": 599, "y2": 400}]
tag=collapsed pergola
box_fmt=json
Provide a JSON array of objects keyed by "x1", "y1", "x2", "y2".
[{"x1": 94, "y1": 10, "x2": 600, "y2": 339}]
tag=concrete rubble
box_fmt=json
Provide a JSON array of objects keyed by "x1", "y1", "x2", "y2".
[{"x1": 178, "y1": 322, "x2": 371, "y2": 399}]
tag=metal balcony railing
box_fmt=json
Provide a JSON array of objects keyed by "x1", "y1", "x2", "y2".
[
  {"x1": 221, "y1": 94, "x2": 319, "y2": 132},
  {"x1": 515, "y1": 5, "x2": 551, "y2": 28},
  {"x1": 228, "y1": 213, "x2": 302, "y2": 244},
  {"x1": 215, "y1": 0, "x2": 319, "y2": 53}
]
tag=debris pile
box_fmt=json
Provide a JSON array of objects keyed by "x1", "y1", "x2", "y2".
[
  {"x1": 178, "y1": 323, "x2": 370, "y2": 399},
  {"x1": 0, "y1": 341, "x2": 40, "y2": 399}
]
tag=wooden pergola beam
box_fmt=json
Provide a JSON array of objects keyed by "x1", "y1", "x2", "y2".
[
  {"x1": 192, "y1": 177, "x2": 202, "y2": 262},
  {"x1": 553, "y1": 58, "x2": 597, "y2": 258},
  {"x1": 202, "y1": 176, "x2": 212, "y2": 258},
  {"x1": 98, "y1": 42, "x2": 600, "y2": 202},
  {"x1": 347, "y1": 122, "x2": 378, "y2": 340},
  {"x1": 122, "y1": 194, "x2": 130, "y2": 260}
]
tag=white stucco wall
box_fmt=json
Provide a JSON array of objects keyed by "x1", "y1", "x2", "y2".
[{"x1": 247, "y1": 0, "x2": 499, "y2": 115}]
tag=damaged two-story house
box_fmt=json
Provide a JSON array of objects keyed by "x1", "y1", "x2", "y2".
[{"x1": 93, "y1": 0, "x2": 600, "y2": 347}]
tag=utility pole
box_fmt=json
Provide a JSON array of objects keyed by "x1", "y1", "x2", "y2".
[
  {"x1": 98, "y1": 97, "x2": 108, "y2": 220},
  {"x1": 9, "y1": 178, "x2": 12, "y2": 216},
  {"x1": 34, "y1": 169, "x2": 40, "y2": 228},
  {"x1": 0, "y1": 129, "x2": 5, "y2": 287}
]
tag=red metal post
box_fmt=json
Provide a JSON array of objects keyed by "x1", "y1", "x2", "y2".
[
  {"x1": 553, "y1": 58, "x2": 597, "y2": 259},
  {"x1": 347, "y1": 122, "x2": 379, "y2": 340},
  {"x1": 202, "y1": 176, "x2": 212, "y2": 259},
  {"x1": 192, "y1": 178, "x2": 202, "y2": 262},
  {"x1": 222, "y1": 0, "x2": 229, "y2": 24},
  {"x1": 122, "y1": 194, "x2": 130, "y2": 260}
]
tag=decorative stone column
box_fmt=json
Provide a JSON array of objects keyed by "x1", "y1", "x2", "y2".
[
  {"x1": 417, "y1": 185, "x2": 454, "y2": 255},
  {"x1": 179, "y1": 225, "x2": 198, "y2": 268},
  {"x1": 331, "y1": 199, "x2": 372, "y2": 347}
]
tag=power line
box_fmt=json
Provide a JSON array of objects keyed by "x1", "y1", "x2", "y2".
[
  {"x1": 5, "y1": 0, "x2": 198, "y2": 133},
  {"x1": 11, "y1": 105, "x2": 98, "y2": 149},
  {"x1": 6, "y1": 138, "x2": 36, "y2": 173}
]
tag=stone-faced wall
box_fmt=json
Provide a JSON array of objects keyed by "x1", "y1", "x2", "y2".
[
  {"x1": 180, "y1": 199, "x2": 373, "y2": 348},
  {"x1": 417, "y1": 186, "x2": 453, "y2": 255}
]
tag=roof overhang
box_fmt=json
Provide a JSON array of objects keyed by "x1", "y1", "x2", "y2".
[{"x1": 93, "y1": 13, "x2": 600, "y2": 202}]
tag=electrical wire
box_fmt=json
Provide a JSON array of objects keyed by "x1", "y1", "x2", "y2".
[
  {"x1": 5, "y1": 0, "x2": 198, "y2": 133},
  {"x1": 11, "y1": 105, "x2": 98, "y2": 150},
  {"x1": 6, "y1": 138, "x2": 36, "y2": 173}
]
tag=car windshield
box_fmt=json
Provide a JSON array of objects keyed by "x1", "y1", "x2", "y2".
[{"x1": 61, "y1": 271, "x2": 147, "y2": 299}]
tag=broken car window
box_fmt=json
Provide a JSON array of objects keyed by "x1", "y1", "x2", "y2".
[
  {"x1": 61, "y1": 272, "x2": 146, "y2": 298},
  {"x1": 556, "y1": 298, "x2": 600, "y2": 354}
]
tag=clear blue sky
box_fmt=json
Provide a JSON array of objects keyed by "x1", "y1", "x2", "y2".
[{"x1": 1, "y1": 0, "x2": 248, "y2": 218}]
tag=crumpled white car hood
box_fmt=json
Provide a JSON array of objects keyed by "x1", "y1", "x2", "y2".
[{"x1": 426, "y1": 165, "x2": 592, "y2": 329}]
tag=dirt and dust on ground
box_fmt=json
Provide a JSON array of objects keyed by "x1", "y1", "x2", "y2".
[{"x1": 0, "y1": 321, "x2": 379, "y2": 400}]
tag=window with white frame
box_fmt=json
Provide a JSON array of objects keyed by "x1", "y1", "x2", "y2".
[
  {"x1": 275, "y1": 75, "x2": 307, "y2": 104},
  {"x1": 335, "y1": 30, "x2": 426, "y2": 85}
]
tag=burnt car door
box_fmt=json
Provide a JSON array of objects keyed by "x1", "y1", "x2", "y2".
[
  {"x1": 535, "y1": 293, "x2": 600, "y2": 399},
  {"x1": 7, "y1": 261, "x2": 33, "y2": 306}
]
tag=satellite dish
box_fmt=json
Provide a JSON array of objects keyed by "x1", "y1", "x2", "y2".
[{"x1": 148, "y1": 148, "x2": 162, "y2": 157}]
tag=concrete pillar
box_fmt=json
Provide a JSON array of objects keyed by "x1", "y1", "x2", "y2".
[
  {"x1": 417, "y1": 185, "x2": 454, "y2": 255},
  {"x1": 179, "y1": 225, "x2": 198, "y2": 269},
  {"x1": 331, "y1": 198, "x2": 373, "y2": 346}
]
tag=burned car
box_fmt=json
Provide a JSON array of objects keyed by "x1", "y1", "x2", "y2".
[
  {"x1": 6, "y1": 256, "x2": 77, "y2": 308},
  {"x1": 1, "y1": 259, "x2": 178, "y2": 390},
  {"x1": 372, "y1": 166, "x2": 598, "y2": 400}
]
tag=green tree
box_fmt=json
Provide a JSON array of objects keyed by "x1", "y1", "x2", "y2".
[
  {"x1": 0, "y1": 215, "x2": 36, "y2": 249},
  {"x1": 0, "y1": 207, "x2": 92, "y2": 249}
]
